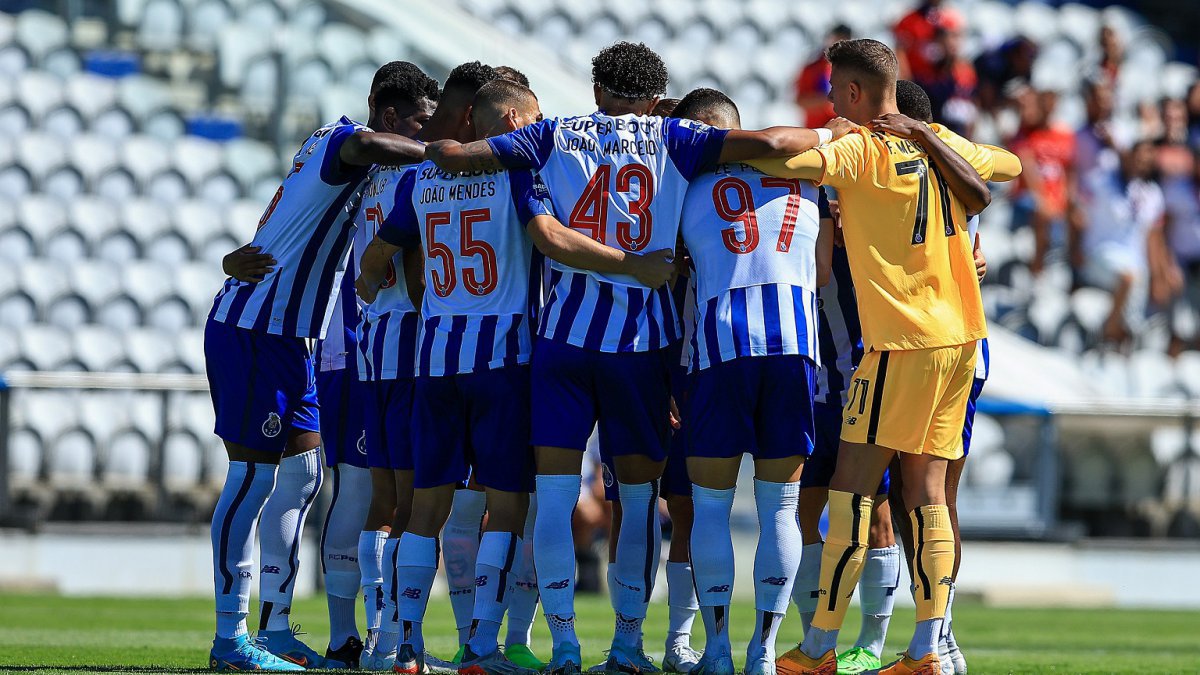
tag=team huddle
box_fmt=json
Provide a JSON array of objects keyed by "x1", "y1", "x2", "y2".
[{"x1": 202, "y1": 39, "x2": 1020, "y2": 675}]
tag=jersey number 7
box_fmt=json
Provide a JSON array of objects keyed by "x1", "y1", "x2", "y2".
[{"x1": 425, "y1": 209, "x2": 498, "y2": 297}]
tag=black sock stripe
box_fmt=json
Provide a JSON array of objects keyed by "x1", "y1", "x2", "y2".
[
  {"x1": 914, "y1": 508, "x2": 932, "y2": 601},
  {"x1": 389, "y1": 539, "x2": 401, "y2": 607},
  {"x1": 319, "y1": 465, "x2": 340, "y2": 575},
  {"x1": 866, "y1": 352, "x2": 890, "y2": 445},
  {"x1": 642, "y1": 481, "x2": 660, "y2": 604},
  {"x1": 497, "y1": 533, "x2": 519, "y2": 604},
  {"x1": 219, "y1": 462, "x2": 257, "y2": 594},
  {"x1": 826, "y1": 493, "x2": 863, "y2": 612},
  {"x1": 259, "y1": 600, "x2": 273, "y2": 631},
  {"x1": 279, "y1": 461, "x2": 323, "y2": 593}
]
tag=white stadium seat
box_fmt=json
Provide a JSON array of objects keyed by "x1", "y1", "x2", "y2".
[
  {"x1": 138, "y1": 0, "x2": 185, "y2": 52},
  {"x1": 14, "y1": 10, "x2": 68, "y2": 63},
  {"x1": 73, "y1": 325, "x2": 127, "y2": 373},
  {"x1": 18, "y1": 324, "x2": 74, "y2": 371},
  {"x1": 66, "y1": 73, "x2": 119, "y2": 120}
]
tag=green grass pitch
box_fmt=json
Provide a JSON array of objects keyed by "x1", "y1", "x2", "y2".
[{"x1": 0, "y1": 592, "x2": 1197, "y2": 673}]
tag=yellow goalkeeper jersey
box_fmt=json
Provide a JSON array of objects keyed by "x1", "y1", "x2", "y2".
[{"x1": 752, "y1": 124, "x2": 1021, "y2": 352}]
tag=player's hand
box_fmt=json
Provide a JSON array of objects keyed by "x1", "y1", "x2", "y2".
[
  {"x1": 824, "y1": 117, "x2": 856, "y2": 141},
  {"x1": 627, "y1": 248, "x2": 675, "y2": 289},
  {"x1": 868, "y1": 113, "x2": 928, "y2": 141},
  {"x1": 355, "y1": 274, "x2": 380, "y2": 304},
  {"x1": 222, "y1": 244, "x2": 275, "y2": 283},
  {"x1": 669, "y1": 396, "x2": 682, "y2": 431},
  {"x1": 974, "y1": 246, "x2": 987, "y2": 281}
]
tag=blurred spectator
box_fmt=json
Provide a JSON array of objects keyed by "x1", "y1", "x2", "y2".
[
  {"x1": 919, "y1": 23, "x2": 977, "y2": 133},
  {"x1": 1095, "y1": 25, "x2": 1124, "y2": 89},
  {"x1": 1164, "y1": 149, "x2": 1200, "y2": 354},
  {"x1": 1156, "y1": 98, "x2": 1193, "y2": 179},
  {"x1": 1071, "y1": 79, "x2": 1130, "y2": 271},
  {"x1": 1077, "y1": 140, "x2": 1174, "y2": 345},
  {"x1": 1010, "y1": 85, "x2": 1076, "y2": 275},
  {"x1": 794, "y1": 24, "x2": 851, "y2": 128},
  {"x1": 974, "y1": 36, "x2": 1038, "y2": 115},
  {"x1": 893, "y1": 0, "x2": 965, "y2": 83},
  {"x1": 1186, "y1": 81, "x2": 1200, "y2": 148}
]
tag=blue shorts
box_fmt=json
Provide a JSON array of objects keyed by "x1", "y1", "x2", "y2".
[
  {"x1": 411, "y1": 366, "x2": 534, "y2": 492},
  {"x1": 204, "y1": 318, "x2": 319, "y2": 454},
  {"x1": 801, "y1": 400, "x2": 890, "y2": 494},
  {"x1": 662, "y1": 358, "x2": 691, "y2": 498},
  {"x1": 315, "y1": 367, "x2": 369, "y2": 468},
  {"x1": 364, "y1": 378, "x2": 415, "y2": 471},
  {"x1": 687, "y1": 355, "x2": 817, "y2": 461},
  {"x1": 531, "y1": 338, "x2": 671, "y2": 462},
  {"x1": 961, "y1": 377, "x2": 986, "y2": 457}
]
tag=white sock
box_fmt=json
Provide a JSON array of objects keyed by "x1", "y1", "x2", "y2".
[
  {"x1": 395, "y1": 532, "x2": 438, "y2": 654},
  {"x1": 749, "y1": 479, "x2": 802, "y2": 662},
  {"x1": 258, "y1": 449, "x2": 323, "y2": 632},
  {"x1": 322, "y1": 465, "x2": 372, "y2": 647},
  {"x1": 505, "y1": 495, "x2": 539, "y2": 648},
  {"x1": 359, "y1": 530, "x2": 388, "y2": 633},
  {"x1": 611, "y1": 481, "x2": 660, "y2": 650},
  {"x1": 377, "y1": 538, "x2": 401, "y2": 656},
  {"x1": 445, "y1": 489, "x2": 485, "y2": 644},
  {"x1": 855, "y1": 544, "x2": 900, "y2": 658},
  {"x1": 690, "y1": 484, "x2": 735, "y2": 655},
  {"x1": 665, "y1": 561, "x2": 698, "y2": 650},
  {"x1": 943, "y1": 583, "x2": 956, "y2": 640},
  {"x1": 534, "y1": 474, "x2": 581, "y2": 649},
  {"x1": 468, "y1": 531, "x2": 520, "y2": 656},
  {"x1": 793, "y1": 542, "x2": 824, "y2": 635},
  {"x1": 211, "y1": 461, "x2": 276, "y2": 639},
  {"x1": 908, "y1": 618, "x2": 943, "y2": 659}
]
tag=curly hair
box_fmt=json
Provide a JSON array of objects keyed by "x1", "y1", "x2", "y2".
[
  {"x1": 495, "y1": 65, "x2": 530, "y2": 88},
  {"x1": 444, "y1": 61, "x2": 500, "y2": 97},
  {"x1": 896, "y1": 80, "x2": 933, "y2": 123},
  {"x1": 592, "y1": 41, "x2": 668, "y2": 100},
  {"x1": 371, "y1": 61, "x2": 440, "y2": 108}
]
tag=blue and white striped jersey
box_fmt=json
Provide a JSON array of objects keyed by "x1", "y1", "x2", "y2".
[
  {"x1": 210, "y1": 117, "x2": 369, "y2": 338},
  {"x1": 487, "y1": 113, "x2": 728, "y2": 352},
  {"x1": 815, "y1": 189, "x2": 864, "y2": 407},
  {"x1": 315, "y1": 258, "x2": 360, "y2": 374},
  {"x1": 967, "y1": 215, "x2": 989, "y2": 381},
  {"x1": 354, "y1": 165, "x2": 420, "y2": 381},
  {"x1": 379, "y1": 162, "x2": 552, "y2": 376},
  {"x1": 681, "y1": 163, "x2": 821, "y2": 371}
]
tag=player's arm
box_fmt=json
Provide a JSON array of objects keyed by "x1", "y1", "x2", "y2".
[
  {"x1": 355, "y1": 237, "x2": 403, "y2": 304},
  {"x1": 870, "y1": 113, "x2": 991, "y2": 215},
  {"x1": 426, "y1": 119, "x2": 555, "y2": 173},
  {"x1": 974, "y1": 232, "x2": 987, "y2": 281},
  {"x1": 527, "y1": 216, "x2": 674, "y2": 289},
  {"x1": 981, "y1": 144, "x2": 1022, "y2": 182},
  {"x1": 339, "y1": 130, "x2": 426, "y2": 168},
  {"x1": 816, "y1": 216, "x2": 834, "y2": 287},
  {"x1": 717, "y1": 117, "x2": 855, "y2": 164},
  {"x1": 222, "y1": 244, "x2": 275, "y2": 282},
  {"x1": 402, "y1": 246, "x2": 424, "y2": 309}
]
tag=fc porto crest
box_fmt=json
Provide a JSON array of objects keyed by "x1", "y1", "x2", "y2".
[
  {"x1": 357, "y1": 430, "x2": 368, "y2": 455},
  {"x1": 262, "y1": 412, "x2": 283, "y2": 438}
]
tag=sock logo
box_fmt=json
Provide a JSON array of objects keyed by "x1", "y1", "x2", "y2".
[
  {"x1": 706, "y1": 584, "x2": 730, "y2": 593},
  {"x1": 239, "y1": 571, "x2": 253, "y2": 579},
  {"x1": 262, "y1": 412, "x2": 282, "y2": 437},
  {"x1": 939, "y1": 576, "x2": 954, "y2": 587},
  {"x1": 545, "y1": 578, "x2": 570, "y2": 590},
  {"x1": 475, "y1": 575, "x2": 488, "y2": 587},
  {"x1": 846, "y1": 416, "x2": 858, "y2": 425},
  {"x1": 400, "y1": 587, "x2": 423, "y2": 600},
  {"x1": 760, "y1": 576, "x2": 789, "y2": 586},
  {"x1": 261, "y1": 565, "x2": 281, "y2": 575},
  {"x1": 357, "y1": 430, "x2": 368, "y2": 455},
  {"x1": 326, "y1": 553, "x2": 357, "y2": 562},
  {"x1": 615, "y1": 578, "x2": 642, "y2": 593}
]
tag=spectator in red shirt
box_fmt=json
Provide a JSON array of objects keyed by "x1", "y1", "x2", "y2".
[
  {"x1": 1009, "y1": 85, "x2": 1077, "y2": 275},
  {"x1": 793, "y1": 24, "x2": 851, "y2": 128},
  {"x1": 894, "y1": 0, "x2": 966, "y2": 82}
]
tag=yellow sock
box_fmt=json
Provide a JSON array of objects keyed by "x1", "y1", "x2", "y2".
[
  {"x1": 811, "y1": 490, "x2": 872, "y2": 631},
  {"x1": 911, "y1": 504, "x2": 955, "y2": 622}
]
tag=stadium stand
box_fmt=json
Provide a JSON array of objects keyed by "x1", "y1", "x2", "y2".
[{"x1": 1, "y1": 0, "x2": 1199, "y2": 536}]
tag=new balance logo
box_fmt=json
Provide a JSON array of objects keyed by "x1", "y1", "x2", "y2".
[
  {"x1": 401, "y1": 587, "x2": 423, "y2": 600},
  {"x1": 261, "y1": 565, "x2": 281, "y2": 575},
  {"x1": 846, "y1": 416, "x2": 858, "y2": 425},
  {"x1": 706, "y1": 585, "x2": 730, "y2": 593},
  {"x1": 939, "y1": 576, "x2": 954, "y2": 587},
  {"x1": 615, "y1": 578, "x2": 642, "y2": 592},
  {"x1": 545, "y1": 578, "x2": 570, "y2": 590},
  {"x1": 475, "y1": 575, "x2": 488, "y2": 587},
  {"x1": 760, "y1": 576, "x2": 789, "y2": 586}
]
